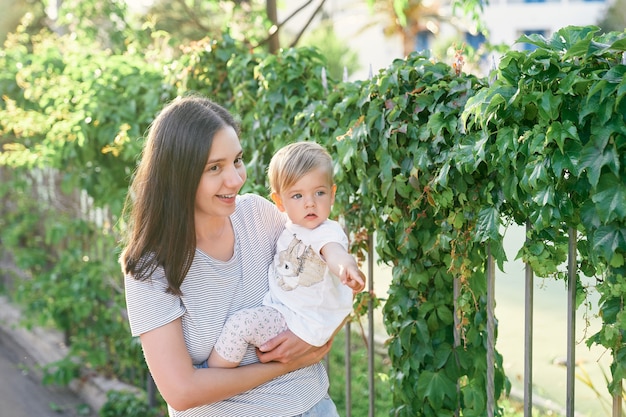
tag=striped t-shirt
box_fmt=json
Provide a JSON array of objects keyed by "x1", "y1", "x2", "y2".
[{"x1": 124, "y1": 194, "x2": 329, "y2": 417}]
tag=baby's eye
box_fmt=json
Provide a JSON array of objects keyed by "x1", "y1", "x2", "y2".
[
  {"x1": 315, "y1": 190, "x2": 326, "y2": 197},
  {"x1": 291, "y1": 193, "x2": 302, "y2": 200}
]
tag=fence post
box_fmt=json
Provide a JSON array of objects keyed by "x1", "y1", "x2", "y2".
[
  {"x1": 524, "y1": 222, "x2": 534, "y2": 417},
  {"x1": 345, "y1": 320, "x2": 352, "y2": 417},
  {"x1": 487, "y1": 244, "x2": 496, "y2": 417},
  {"x1": 453, "y1": 276, "x2": 461, "y2": 417},
  {"x1": 367, "y1": 233, "x2": 375, "y2": 417},
  {"x1": 614, "y1": 380, "x2": 623, "y2": 417},
  {"x1": 365, "y1": 69, "x2": 374, "y2": 417},
  {"x1": 566, "y1": 228, "x2": 577, "y2": 417},
  {"x1": 486, "y1": 63, "x2": 498, "y2": 417},
  {"x1": 340, "y1": 66, "x2": 353, "y2": 417},
  {"x1": 147, "y1": 373, "x2": 156, "y2": 408}
]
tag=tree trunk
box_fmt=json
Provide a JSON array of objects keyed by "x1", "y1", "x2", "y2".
[{"x1": 266, "y1": 0, "x2": 280, "y2": 54}]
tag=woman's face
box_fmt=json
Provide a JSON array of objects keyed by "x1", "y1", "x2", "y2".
[{"x1": 194, "y1": 126, "x2": 247, "y2": 219}]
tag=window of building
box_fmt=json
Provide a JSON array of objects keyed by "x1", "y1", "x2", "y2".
[
  {"x1": 521, "y1": 29, "x2": 547, "y2": 50},
  {"x1": 415, "y1": 30, "x2": 432, "y2": 54},
  {"x1": 465, "y1": 32, "x2": 487, "y2": 51}
]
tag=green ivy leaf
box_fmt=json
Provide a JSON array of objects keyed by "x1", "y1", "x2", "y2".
[
  {"x1": 579, "y1": 142, "x2": 613, "y2": 188},
  {"x1": 532, "y1": 184, "x2": 556, "y2": 208},
  {"x1": 592, "y1": 173, "x2": 626, "y2": 223},
  {"x1": 601, "y1": 296, "x2": 622, "y2": 323},
  {"x1": 417, "y1": 370, "x2": 455, "y2": 410},
  {"x1": 528, "y1": 159, "x2": 548, "y2": 188},
  {"x1": 475, "y1": 207, "x2": 500, "y2": 243},
  {"x1": 433, "y1": 343, "x2": 452, "y2": 368},
  {"x1": 558, "y1": 25, "x2": 599, "y2": 57},
  {"x1": 603, "y1": 66, "x2": 626, "y2": 84},
  {"x1": 592, "y1": 226, "x2": 626, "y2": 261},
  {"x1": 607, "y1": 37, "x2": 626, "y2": 51},
  {"x1": 517, "y1": 33, "x2": 551, "y2": 51},
  {"x1": 546, "y1": 120, "x2": 578, "y2": 153},
  {"x1": 551, "y1": 144, "x2": 580, "y2": 177},
  {"x1": 462, "y1": 382, "x2": 487, "y2": 415},
  {"x1": 538, "y1": 91, "x2": 562, "y2": 121},
  {"x1": 436, "y1": 305, "x2": 454, "y2": 325}
]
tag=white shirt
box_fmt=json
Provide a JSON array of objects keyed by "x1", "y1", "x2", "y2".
[{"x1": 263, "y1": 219, "x2": 354, "y2": 346}]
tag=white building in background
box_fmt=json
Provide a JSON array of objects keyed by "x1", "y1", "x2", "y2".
[
  {"x1": 281, "y1": 0, "x2": 615, "y2": 80},
  {"x1": 445, "y1": 0, "x2": 614, "y2": 74},
  {"x1": 480, "y1": 0, "x2": 613, "y2": 49},
  {"x1": 413, "y1": 0, "x2": 615, "y2": 75}
]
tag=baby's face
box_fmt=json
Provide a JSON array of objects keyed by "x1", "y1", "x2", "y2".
[{"x1": 277, "y1": 167, "x2": 335, "y2": 230}]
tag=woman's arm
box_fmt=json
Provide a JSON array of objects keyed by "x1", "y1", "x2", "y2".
[{"x1": 140, "y1": 318, "x2": 330, "y2": 411}]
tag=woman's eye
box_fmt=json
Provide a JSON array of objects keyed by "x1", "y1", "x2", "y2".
[{"x1": 235, "y1": 157, "x2": 244, "y2": 166}]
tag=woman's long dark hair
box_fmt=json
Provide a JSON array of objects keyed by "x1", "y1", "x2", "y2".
[{"x1": 120, "y1": 95, "x2": 239, "y2": 295}]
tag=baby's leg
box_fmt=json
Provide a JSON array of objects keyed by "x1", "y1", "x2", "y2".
[{"x1": 208, "y1": 306, "x2": 287, "y2": 368}]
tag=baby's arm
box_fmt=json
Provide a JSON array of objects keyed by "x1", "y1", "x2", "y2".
[{"x1": 320, "y1": 242, "x2": 365, "y2": 293}]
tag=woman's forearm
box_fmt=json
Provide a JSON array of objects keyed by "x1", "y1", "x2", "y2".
[
  {"x1": 141, "y1": 319, "x2": 327, "y2": 411},
  {"x1": 169, "y1": 362, "x2": 290, "y2": 411}
]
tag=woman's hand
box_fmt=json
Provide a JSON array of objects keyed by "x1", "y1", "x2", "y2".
[{"x1": 256, "y1": 329, "x2": 331, "y2": 367}]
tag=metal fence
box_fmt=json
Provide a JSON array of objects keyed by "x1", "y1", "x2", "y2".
[
  {"x1": 339, "y1": 226, "x2": 616, "y2": 417},
  {"x1": 340, "y1": 225, "x2": 621, "y2": 417}
]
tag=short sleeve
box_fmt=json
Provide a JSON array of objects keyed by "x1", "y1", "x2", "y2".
[
  {"x1": 124, "y1": 270, "x2": 185, "y2": 337},
  {"x1": 305, "y1": 220, "x2": 349, "y2": 255}
]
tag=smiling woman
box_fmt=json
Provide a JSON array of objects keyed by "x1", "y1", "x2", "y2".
[{"x1": 120, "y1": 95, "x2": 335, "y2": 416}]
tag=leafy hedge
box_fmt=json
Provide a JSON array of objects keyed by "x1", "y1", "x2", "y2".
[
  {"x1": 1, "y1": 23, "x2": 626, "y2": 416},
  {"x1": 464, "y1": 27, "x2": 626, "y2": 395}
]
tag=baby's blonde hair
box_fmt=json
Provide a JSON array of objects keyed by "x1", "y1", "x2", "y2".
[{"x1": 268, "y1": 141, "x2": 334, "y2": 194}]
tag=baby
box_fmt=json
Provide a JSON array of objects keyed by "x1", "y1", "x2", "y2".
[{"x1": 208, "y1": 141, "x2": 365, "y2": 367}]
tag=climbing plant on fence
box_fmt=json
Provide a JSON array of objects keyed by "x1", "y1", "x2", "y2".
[
  {"x1": 329, "y1": 54, "x2": 509, "y2": 416},
  {"x1": 463, "y1": 26, "x2": 626, "y2": 396},
  {"x1": 1, "y1": 21, "x2": 626, "y2": 417}
]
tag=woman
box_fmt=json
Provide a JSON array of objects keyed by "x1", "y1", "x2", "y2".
[{"x1": 120, "y1": 95, "x2": 338, "y2": 416}]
